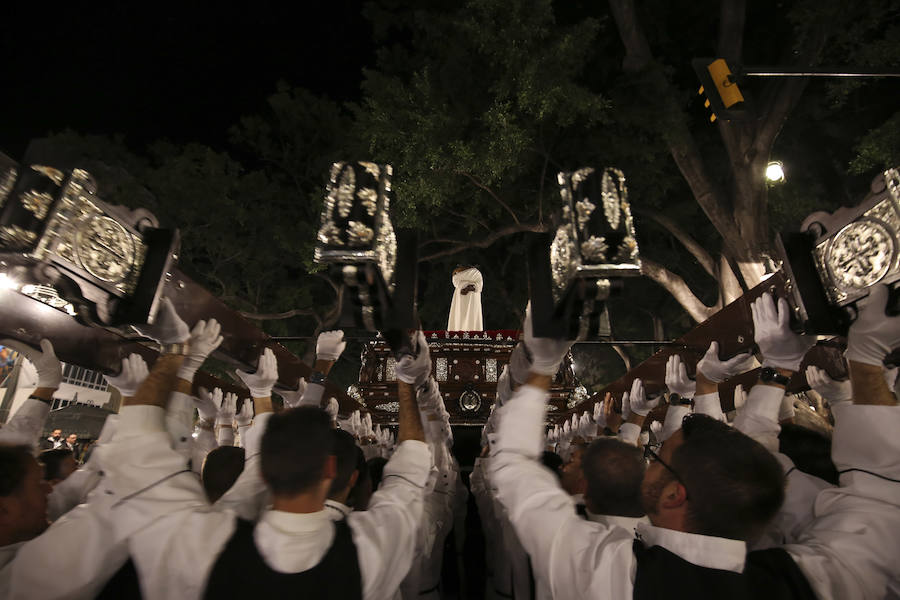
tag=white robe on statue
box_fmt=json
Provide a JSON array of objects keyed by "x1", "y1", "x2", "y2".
[{"x1": 447, "y1": 267, "x2": 483, "y2": 331}]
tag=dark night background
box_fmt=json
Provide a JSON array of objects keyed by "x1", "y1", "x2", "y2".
[{"x1": 1, "y1": 2, "x2": 373, "y2": 156}]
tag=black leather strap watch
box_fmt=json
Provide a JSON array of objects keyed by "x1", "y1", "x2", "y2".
[
  {"x1": 667, "y1": 393, "x2": 693, "y2": 406},
  {"x1": 759, "y1": 366, "x2": 791, "y2": 387}
]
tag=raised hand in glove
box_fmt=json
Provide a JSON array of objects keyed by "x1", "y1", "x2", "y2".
[
  {"x1": 523, "y1": 306, "x2": 573, "y2": 376},
  {"x1": 235, "y1": 398, "x2": 254, "y2": 427},
  {"x1": 325, "y1": 397, "x2": 339, "y2": 420},
  {"x1": 751, "y1": 292, "x2": 815, "y2": 372},
  {"x1": 278, "y1": 378, "x2": 307, "y2": 409},
  {"x1": 697, "y1": 341, "x2": 755, "y2": 383},
  {"x1": 627, "y1": 378, "x2": 658, "y2": 416},
  {"x1": 316, "y1": 330, "x2": 347, "y2": 362},
  {"x1": 846, "y1": 284, "x2": 900, "y2": 366},
  {"x1": 395, "y1": 330, "x2": 432, "y2": 387},
  {"x1": 217, "y1": 392, "x2": 237, "y2": 427},
  {"x1": 805, "y1": 365, "x2": 852, "y2": 404},
  {"x1": 133, "y1": 297, "x2": 190, "y2": 344},
  {"x1": 2, "y1": 339, "x2": 62, "y2": 388},
  {"x1": 236, "y1": 348, "x2": 279, "y2": 398},
  {"x1": 177, "y1": 319, "x2": 224, "y2": 382},
  {"x1": 105, "y1": 353, "x2": 149, "y2": 397},
  {"x1": 665, "y1": 354, "x2": 696, "y2": 398},
  {"x1": 196, "y1": 387, "x2": 221, "y2": 423}
]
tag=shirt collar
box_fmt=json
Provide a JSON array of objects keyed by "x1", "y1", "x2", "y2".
[
  {"x1": 0, "y1": 542, "x2": 26, "y2": 569},
  {"x1": 635, "y1": 522, "x2": 746, "y2": 573},
  {"x1": 585, "y1": 510, "x2": 647, "y2": 533},
  {"x1": 261, "y1": 509, "x2": 333, "y2": 534},
  {"x1": 324, "y1": 499, "x2": 352, "y2": 519}
]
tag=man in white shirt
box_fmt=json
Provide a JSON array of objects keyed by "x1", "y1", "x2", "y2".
[
  {"x1": 489, "y1": 309, "x2": 806, "y2": 599},
  {"x1": 100, "y1": 300, "x2": 432, "y2": 600}
]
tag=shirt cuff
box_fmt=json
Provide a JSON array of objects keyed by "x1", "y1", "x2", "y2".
[
  {"x1": 384, "y1": 440, "x2": 432, "y2": 488},
  {"x1": 741, "y1": 383, "x2": 784, "y2": 421},
  {"x1": 618, "y1": 422, "x2": 641, "y2": 446},
  {"x1": 116, "y1": 405, "x2": 167, "y2": 438},
  {"x1": 693, "y1": 392, "x2": 725, "y2": 421},
  {"x1": 300, "y1": 382, "x2": 325, "y2": 406},
  {"x1": 494, "y1": 385, "x2": 547, "y2": 458}
]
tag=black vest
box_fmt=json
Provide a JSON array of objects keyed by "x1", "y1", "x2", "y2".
[
  {"x1": 203, "y1": 518, "x2": 362, "y2": 600},
  {"x1": 633, "y1": 539, "x2": 817, "y2": 600}
]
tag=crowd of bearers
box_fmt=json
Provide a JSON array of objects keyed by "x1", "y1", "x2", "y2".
[{"x1": 0, "y1": 279, "x2": 899, "y2": 599}]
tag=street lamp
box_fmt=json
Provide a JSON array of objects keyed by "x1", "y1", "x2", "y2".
[{"x1": 766, "y1": 161, "x2": 786, "y2": 183}]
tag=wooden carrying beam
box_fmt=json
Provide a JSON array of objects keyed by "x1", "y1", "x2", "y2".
[
  {"x1": 0, "y1": 268, "x2": 354, "y2": 412},
  {"x1": 555, "y1": 271, "x2": 848, "y2": 423}
]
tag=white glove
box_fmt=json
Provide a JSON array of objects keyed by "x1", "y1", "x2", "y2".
[
  {"x1": 325, "y1": 397, "x2": 339, "y2": 420},
  {"x1": 805, "y1": 365, "x2": 852, "y2": 404},
  {"x1": 593, "y1": 400, "x2": 607, "y2": 429},
  {"x1": 133, "y1": 297, "x2": 190, "y2": 344},
  {"x1": 395, "y1": 331, "x2": 432, "y2": 386},
  {"x1": 349, "y1": 410, "x2": 362, "y2": 437},
  {"x1": 639, "y1": 430, "x2": 650, "y2": 447},
  {"x1": 196, "y1": 387, "x2": 221, "y2": 422},
  {"x1": 751, "y1": 293, "x2": 815, "y2": 371},
  {"x1": 316, "y1": 330, "x2": 347, "y2": 362},
  {"x1": 235, "y1": 399, "x2": 254, "y2": 427},
  {"x1": 665, "y1": 355, "x2": 696, "y2": 398},
  {"x1": 562, "y1": 421, "x2": 571, "y2": 438},
  {"x1": 650, "y1": 420, "x2": 662, "y2": 437},
  {"x1": 278, "y1": 378, "x2": 307, "y2": 409},
  {"x1": 779, "y1": 394, "x2": 796, "y2": 421},
  {"x1": 621, "y1": 391, "x2": 631, "y2": 421},
  {"x1": 507, "y1": 342, "x2": 532, "y2": 386},
  {"x1": 1, "y1": 339, "x2": 62, "y2": 388},
  {"x1": 846, "y1": 284, "x2": 900, "y2": 366},
  {"x1": 217, "y1": 392, "x2": 237, "y2": 426},
  {"x1": 696, "y1": 342, "x2": 755, "y2": 383},
  {"x1": 523, "y1": 306, "x2": 574, "y2": 376},
  {"x1": 177, "y1": 319, "x2": 224, "y2": 381},
  {"x1": 236, "y1": 348, "x2": 279, "y2": 398},
  {"x1": 733, "y1": 384, "x2": 747, "y2": 412},
  {"x1": 627, "y1": 378, "x2": 658, "y2": 416},
  {"x1": 105, "y1": 353, "x2": 149, "y2": 397}
]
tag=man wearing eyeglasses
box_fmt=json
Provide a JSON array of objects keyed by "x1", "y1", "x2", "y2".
[{"x1": 489, "y1": 291, "x2": 900, "y2": 599}]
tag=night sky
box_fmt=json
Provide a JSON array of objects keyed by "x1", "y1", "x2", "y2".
[{"x1": 1, "y1": 2, "x2": 373, "y2": 158}]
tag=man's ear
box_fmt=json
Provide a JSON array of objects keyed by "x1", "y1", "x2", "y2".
[
  {"x1": 323, "y1": 455, "x2": 337, "y2": 480},
  {"x1": 659, "y1": 480, "x2": 688, "y2": 510}
]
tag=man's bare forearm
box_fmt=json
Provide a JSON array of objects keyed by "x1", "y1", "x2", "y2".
[
  {"x1": 126, "y1": 354, "x2": 185, "y2": 408},
  {"x1": 398, "y1": 381, "x2": 425, "y2": 442},
  {"x1": 850, "y1": 360, "x2": 898, "y2": 406}
]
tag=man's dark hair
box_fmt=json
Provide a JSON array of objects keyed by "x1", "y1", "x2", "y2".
[
  {"x1": 778, "y1": 423, "x2": 838, "y2": 485},
  {"x1": 673, "y1": 414, "x2": 785, "y2": 541},
  {"x1": 328, "y1": 429, "x2": 362, "y2": 497},
  {"x1": 0, "y1": 445, "x2": 34, "y2": 496},
  {"x1": 540, "y1": 451, "x2": 564, "y2": 481},
  {"x1": 367, "y1": 456, "x2": 388, "y2": 491},
  {"x1": 202, "y1": 446, "x2": 246, "y2": 503},
  {"x1": 39, "y1": 449, "x2": 74, "y2": 481},
  {"x1": 261, "y1": 407, "x2": 334, "y2": 496},
  {"x1": 582, "y1": 438, "x2": 645, "y2": 517}
]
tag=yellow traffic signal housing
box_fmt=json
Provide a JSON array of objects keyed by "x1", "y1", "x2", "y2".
[{"x1": 692, "y1": 58, "x2": 750, "y2": 122}]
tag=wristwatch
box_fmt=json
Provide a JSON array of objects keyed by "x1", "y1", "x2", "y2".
[
  {"x1": 667, "y1": 393, "x2": 693, "y2": 406},
  {"x1": 309, "y1": 370, "x2": 326, "y2": 385},
  {"x1": 759, "y1": 367, "x2": 791, "y2": 387},
  {"x1": 160, "y1": 342, "x2": 191, "y2": 356}
]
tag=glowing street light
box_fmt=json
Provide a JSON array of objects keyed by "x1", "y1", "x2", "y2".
[{"x1": 766, "y1": 161, "x2": 786, "y2": 183}]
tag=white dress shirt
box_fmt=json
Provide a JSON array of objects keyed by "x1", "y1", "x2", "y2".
[
  {"x1": 99, "y1": 402, "x2": 431, "y2": 600},
  {"x1": 489, "y1": 385, "x2": 762, "y2": 599}
]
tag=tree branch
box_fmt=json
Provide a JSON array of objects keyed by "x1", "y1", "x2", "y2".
[
  {"x1": 636, "y1": 208, "x2": 717, "y2": 278},
  {"x1": 418, "y1": 222, "x2": 549, "y2": 262},
  {"x1": 454, "y1": 171, "x2": 521, "y2": 225},
  {"x1": 717, "y1": 253, "x2": 744, "y2": 305},
  {"x1": 641, "y1": 257, "x2": 719, "y2": 323}
]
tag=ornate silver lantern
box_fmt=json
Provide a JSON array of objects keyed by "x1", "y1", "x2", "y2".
[
  {"x1": 779, "y1": 166, "x2": 900, "y2": 334},
  {"x1": 532, "y1": 167, "x2": 642, "y2": 340},
  {"x1": 0, "y1": 156, "x2": 179, "y2": 326},
  {"x1": 314, "y1": 161, "x2": 403, "y2": 333}
]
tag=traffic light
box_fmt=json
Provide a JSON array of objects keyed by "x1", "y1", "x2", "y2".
[{"x1": 692, "y1": 58, "x2": 750, "y2": 122}]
